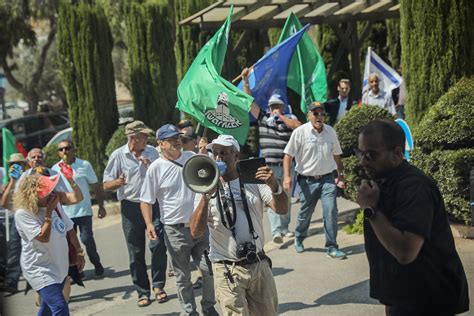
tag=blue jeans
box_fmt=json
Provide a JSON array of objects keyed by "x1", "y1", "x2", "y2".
[
  {"x1": 0, "y1": 215, "x2": 22, "y2": 288},
  {"x1": 71, "y1": 216, "x2": 101, "y2": 268},
  {"x1": 121, "y1": 200, "x2": 167, "y2": 298},
  {"x1": 164, "y1": 225, "x2": 215, "y2": 315},
  {"x1": 295, "y1": 173, "x2": 339, "y2": 249},
  {"x1": 37, "y1": 281, "x2": 69, "y2": 316},
  {"x1": 267, "y1": 165, "x2": 291, "y2": 236}
]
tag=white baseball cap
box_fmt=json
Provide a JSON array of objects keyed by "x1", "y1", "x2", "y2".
[
  {"x1": 206, "y1": 135, "x2": 240, "y2": 152},
  {"x1": 268, "y1": 94, "x2": 285, "y2": 106}
]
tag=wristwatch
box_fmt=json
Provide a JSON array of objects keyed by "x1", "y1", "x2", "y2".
[{"x1": 364, "y1": 207, "x2": 377, "y2": 220}]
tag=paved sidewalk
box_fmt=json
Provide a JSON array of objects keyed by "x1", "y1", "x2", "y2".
[{"x1": 2, "y1": 198, "x2": 473, "y2": 315}]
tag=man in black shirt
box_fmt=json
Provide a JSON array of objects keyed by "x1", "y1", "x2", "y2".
[{"x1": 356, "y1": 119, "x2": 469, "y2": 316}]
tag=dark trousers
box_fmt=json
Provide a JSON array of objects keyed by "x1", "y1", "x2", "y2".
[
  {"x1": 0, "y1": 215, "x2": 22, "y2": 288},
  {"x1": 121, "y1": 200, "x2": 167, "y2": 298},
  {"x1": 72, "y1": 216, "x2": 101, "y2": 267}
]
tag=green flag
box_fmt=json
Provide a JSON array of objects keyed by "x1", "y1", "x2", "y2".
[
  {"x1": 279, "y1": 13, "x2": 327, "y2": 113},
  {"x1": 2, "y1": 128, "x2": 19, "y2": 184},
  {"x1": 176, "y1": 7, "x2": 254, "y2": 144}
]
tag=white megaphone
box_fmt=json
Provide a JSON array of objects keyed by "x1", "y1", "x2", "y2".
[{"x1": 183, "y1": 155, "x2": 226, "y2": 193}]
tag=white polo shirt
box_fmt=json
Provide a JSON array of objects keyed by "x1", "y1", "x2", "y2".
[
  {"x1": 284, "y1": 122, "x2": 342, "y2": 176},
  {"x1": 362, "y1": 89, "x2": 396, "y2": 114},
  {"x1": 140, "y1": 151, "x2": 195, "y2": 225}
]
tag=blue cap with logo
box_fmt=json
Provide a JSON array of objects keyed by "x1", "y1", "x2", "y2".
[{"x1": 156, "y1": 124, "x2": 181, "y2": 140}]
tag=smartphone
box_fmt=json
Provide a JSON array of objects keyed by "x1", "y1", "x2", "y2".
[{"x1": 237, "y1": 157, "x2": 266, "y2": 184}]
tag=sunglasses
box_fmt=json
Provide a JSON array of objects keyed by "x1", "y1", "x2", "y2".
[
  {"x1": 58, "y1": 146, "x2": 72, "y2": 152},
  {"x1": 312, "y1": 111, "x2": 326, "y2": 117}
]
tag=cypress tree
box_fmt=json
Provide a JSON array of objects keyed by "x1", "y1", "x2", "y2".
[
  {"x1": 174, "y1": 0, "x2": 213, "y2": 81},
  {"x1": 58, "y1": 1, "x2": 118, "y2": 178},
  {"x1": 400, "y1": 0, "x2": 474, "y2": 124},
  {"x1": 125, "y1": 0, "x2": 177, "y2": 128}
]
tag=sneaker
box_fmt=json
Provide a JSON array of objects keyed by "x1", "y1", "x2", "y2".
[
  {"x1": 272, "y1": 233, "x2": 283, "y2": 244},
  {"x1": 326, "y1": 248, "x2": 347, "y2": 260},
  {"x1": 294, "y1": 239, "x2": 304, "y2": 253},
  {"x1": 285, "y1": 231, "x2": 294, "y2": 238},
  {"x1": 192, "y1": 276, "x2": 203, "y2": 289},
  {"x1": 94, "y1": 263, "x2": 105, "y2": 279}
]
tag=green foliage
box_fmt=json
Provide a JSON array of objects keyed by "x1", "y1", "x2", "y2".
[
  {"x1": 125, "y1": 0, "x2": 178, "y2": 129},
  {"x1": 58, "y1": 1, "x2": 118, "y2": 178},
  {"x1": 43, "y1": 144, "x2": 60, "y2": 168},
  {"x1": 343, "y1": 210, "x2": 364, "y2": 235},
  {"x1": 335, "y1": 105, "x2": 393, "y2": 157},
  {"x1": 174, "y1": 0, "x2": 213, "y2": 81},
  {"x1": 267, "y1": 28, "x2": 280, "y2": 47},
  {"x1": 401, "y1": 0, "x2": 474, "y2": 125},
  {"x1": 414, "y1": 77, "x2": 474, "y2": 152},
  {"x1": 105, "y1": 127, "x2": 127, "y2": 158},
  {"x1": 411, "y1": 148, "x2": 473, "y2": 224}
]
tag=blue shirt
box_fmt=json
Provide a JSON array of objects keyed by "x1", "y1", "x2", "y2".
[{"x1": 52, "y1": 158, "x2": 98, "y2": 218}]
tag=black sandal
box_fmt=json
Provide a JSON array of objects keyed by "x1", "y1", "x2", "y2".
[{"x1": 137, "y1": 297, "x2": 151, "y2": 307}]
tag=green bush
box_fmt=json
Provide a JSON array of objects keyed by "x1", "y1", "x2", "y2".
[
  {"x1": 43, "y1": 144, "x2": 60, "y2": 168},
  {"x1": 411, "y1": 148, "x2": 474, "y2": 224},
  {"x1": 343, "y1": 210, "x2": 364, "y2": 234},
  {"x1": 414, "y1": 77, "x2": 474, "y2": 152},
  {"x1": 335, "y1": 105, "x2": 393, "y2": 157}
]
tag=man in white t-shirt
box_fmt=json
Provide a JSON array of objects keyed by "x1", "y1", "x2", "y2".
[
  {"x1": 190, "y1": 134, "x2": 288, "y2": 316},
  {"x1": 140, "y1": 124, "x2": 217, "y2": 316},
  {"x1": 283, "y1": 102, "x2": 347, "y2": 259}
]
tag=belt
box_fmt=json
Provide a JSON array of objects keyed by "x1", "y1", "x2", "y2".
[
  {"x1": 166, "y1": 223, "x2": 190, "y2": 228},
  {"x1": 297, "y1": 172, "x2": 333, "y2": 180},
  {"x1": 216, "y1": 252, "x2": 271, "y2": 267}
]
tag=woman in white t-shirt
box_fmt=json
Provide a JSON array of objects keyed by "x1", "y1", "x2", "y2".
[{"x1": 13, "y1": 174, "x2": 85, "y2": 316}]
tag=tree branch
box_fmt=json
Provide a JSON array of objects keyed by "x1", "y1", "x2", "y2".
[
  {"x1": 31, "y1": 17, "x2": 57, "y2": 86},
  {"x1": 1, "y1": 57, "x2": 25, "y2": 92}
]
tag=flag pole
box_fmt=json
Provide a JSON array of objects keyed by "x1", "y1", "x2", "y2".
[{"x1": 231, "y1": 65, "x2": 254, "y2": 84}]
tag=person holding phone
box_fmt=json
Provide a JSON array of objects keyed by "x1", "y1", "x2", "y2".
[
  {"x1": 241, "y1": 68, "x2": 301, "y2": 244},
  {"x1": 190, "y1": 134, "x2": 288, "y2": 316},
  {"x1": 103, "y1": 120, "x2": 167, "y2": 307},
  {"x1": 13, "y1": 174, "x2": 85, "y2": 315},
  {"x1": 283, "y1": 102, "x2": 347, "y2": 259}
]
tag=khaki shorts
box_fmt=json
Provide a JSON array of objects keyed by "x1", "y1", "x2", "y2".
[{"x1": 213, "y1": 259, "x2": 278, "y2": 316}]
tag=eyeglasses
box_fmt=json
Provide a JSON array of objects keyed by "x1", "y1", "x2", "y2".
[
  {"x1": 354, "y1": 148, "x2": 385, "y2": 161},
  {"x1": 58, "y1": 146, "x2": 72, "y2": 152}
]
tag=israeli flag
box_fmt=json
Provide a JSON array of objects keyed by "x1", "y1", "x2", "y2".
[{"x1": 362, "y1": 47, "x2": 402, "y2": 95}]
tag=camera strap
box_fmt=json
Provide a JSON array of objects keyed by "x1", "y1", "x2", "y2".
[
  {"x1": 238, "y1": 179, "x2": 258, "y2": 240},
  {"x1": 216, "y1": 183, "x2": 238, "y2": 238}
]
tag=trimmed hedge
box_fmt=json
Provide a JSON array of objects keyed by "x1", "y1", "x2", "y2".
[
  {"x1": 411, "y1": 148, "x2": 473, "y2": 224},
  {"x1": 335, "y1": 105, "x2": 393, "y2": 157},
  {"x1": 414, "y1": 77, "x2": 474, "y2": 152},
  {"x1": 43, "y1": 144, "x2": 60, "y2": 168}
]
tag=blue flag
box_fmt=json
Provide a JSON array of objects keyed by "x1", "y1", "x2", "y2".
[{"x1": 238, "y1": 24, "x2": 310, "y2": 113}]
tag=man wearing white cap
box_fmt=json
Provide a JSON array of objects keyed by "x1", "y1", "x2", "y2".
[
  {"x1": 140, "y1": 124, "x2": 217, "y2": 316},
  {"x1": 190, "y1": 134, "x2": 288, "y2": 316},
  {"x1": 241, "y1": 67, "x2": 302, "y2": 245}
]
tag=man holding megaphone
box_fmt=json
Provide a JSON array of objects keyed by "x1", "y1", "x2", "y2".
[{"x1": 190, "y1": 134, "x2": 288, "y2": 316}]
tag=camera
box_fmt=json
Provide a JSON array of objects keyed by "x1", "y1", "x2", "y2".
[{"x1": 236, "y1": 241, "x2": 258, "y2": 263}]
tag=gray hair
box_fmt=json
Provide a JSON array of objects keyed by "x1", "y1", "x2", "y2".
[
  {"x1": 27, "y1": 148, "x2": 46, "y2": 160},
  {"x1": 368, "y1": 73, "x2": 380, "y2": 81}
]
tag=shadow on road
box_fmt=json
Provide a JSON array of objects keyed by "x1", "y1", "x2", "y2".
[
  {"x1": 339, "y1": 243, "x2": 366, "y2": 256},
  {"x1": 313, "y1": 279, "x2": 378, "y2": 306},
  {"x1": 69, "y1": 285, "x2": 135, "y2": 303},
  {"x1": 279, "y1": 301, "x2": 320, "y2": 313},
  {"x1": 272, "y1": 267, "x2": 293, "y2": 277}
]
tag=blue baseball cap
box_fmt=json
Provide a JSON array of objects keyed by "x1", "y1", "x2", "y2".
[{"x1": 156, "y1": 124, "x2": 182, "y2": 140}]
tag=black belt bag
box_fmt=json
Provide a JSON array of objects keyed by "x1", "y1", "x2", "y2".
[
  {"x1": 297, "y1": 172, "x2": 333, "y2": 180},
  {"x1": 217, "y1": 252, "x2": 272, "y2": 268}
]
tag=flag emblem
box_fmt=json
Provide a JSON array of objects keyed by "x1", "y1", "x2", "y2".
[{"x1": 204, "y1": 92, "x2": 242, "y2": 129}]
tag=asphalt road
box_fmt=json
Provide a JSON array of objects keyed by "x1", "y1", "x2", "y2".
[{"x1": 2, "y1": 198, "x2": 473, "y2": 315}]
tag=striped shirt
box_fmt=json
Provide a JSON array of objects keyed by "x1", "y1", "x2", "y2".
[{"x1": 258, "y1": 113, "x2": 297, "y2": 164}]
